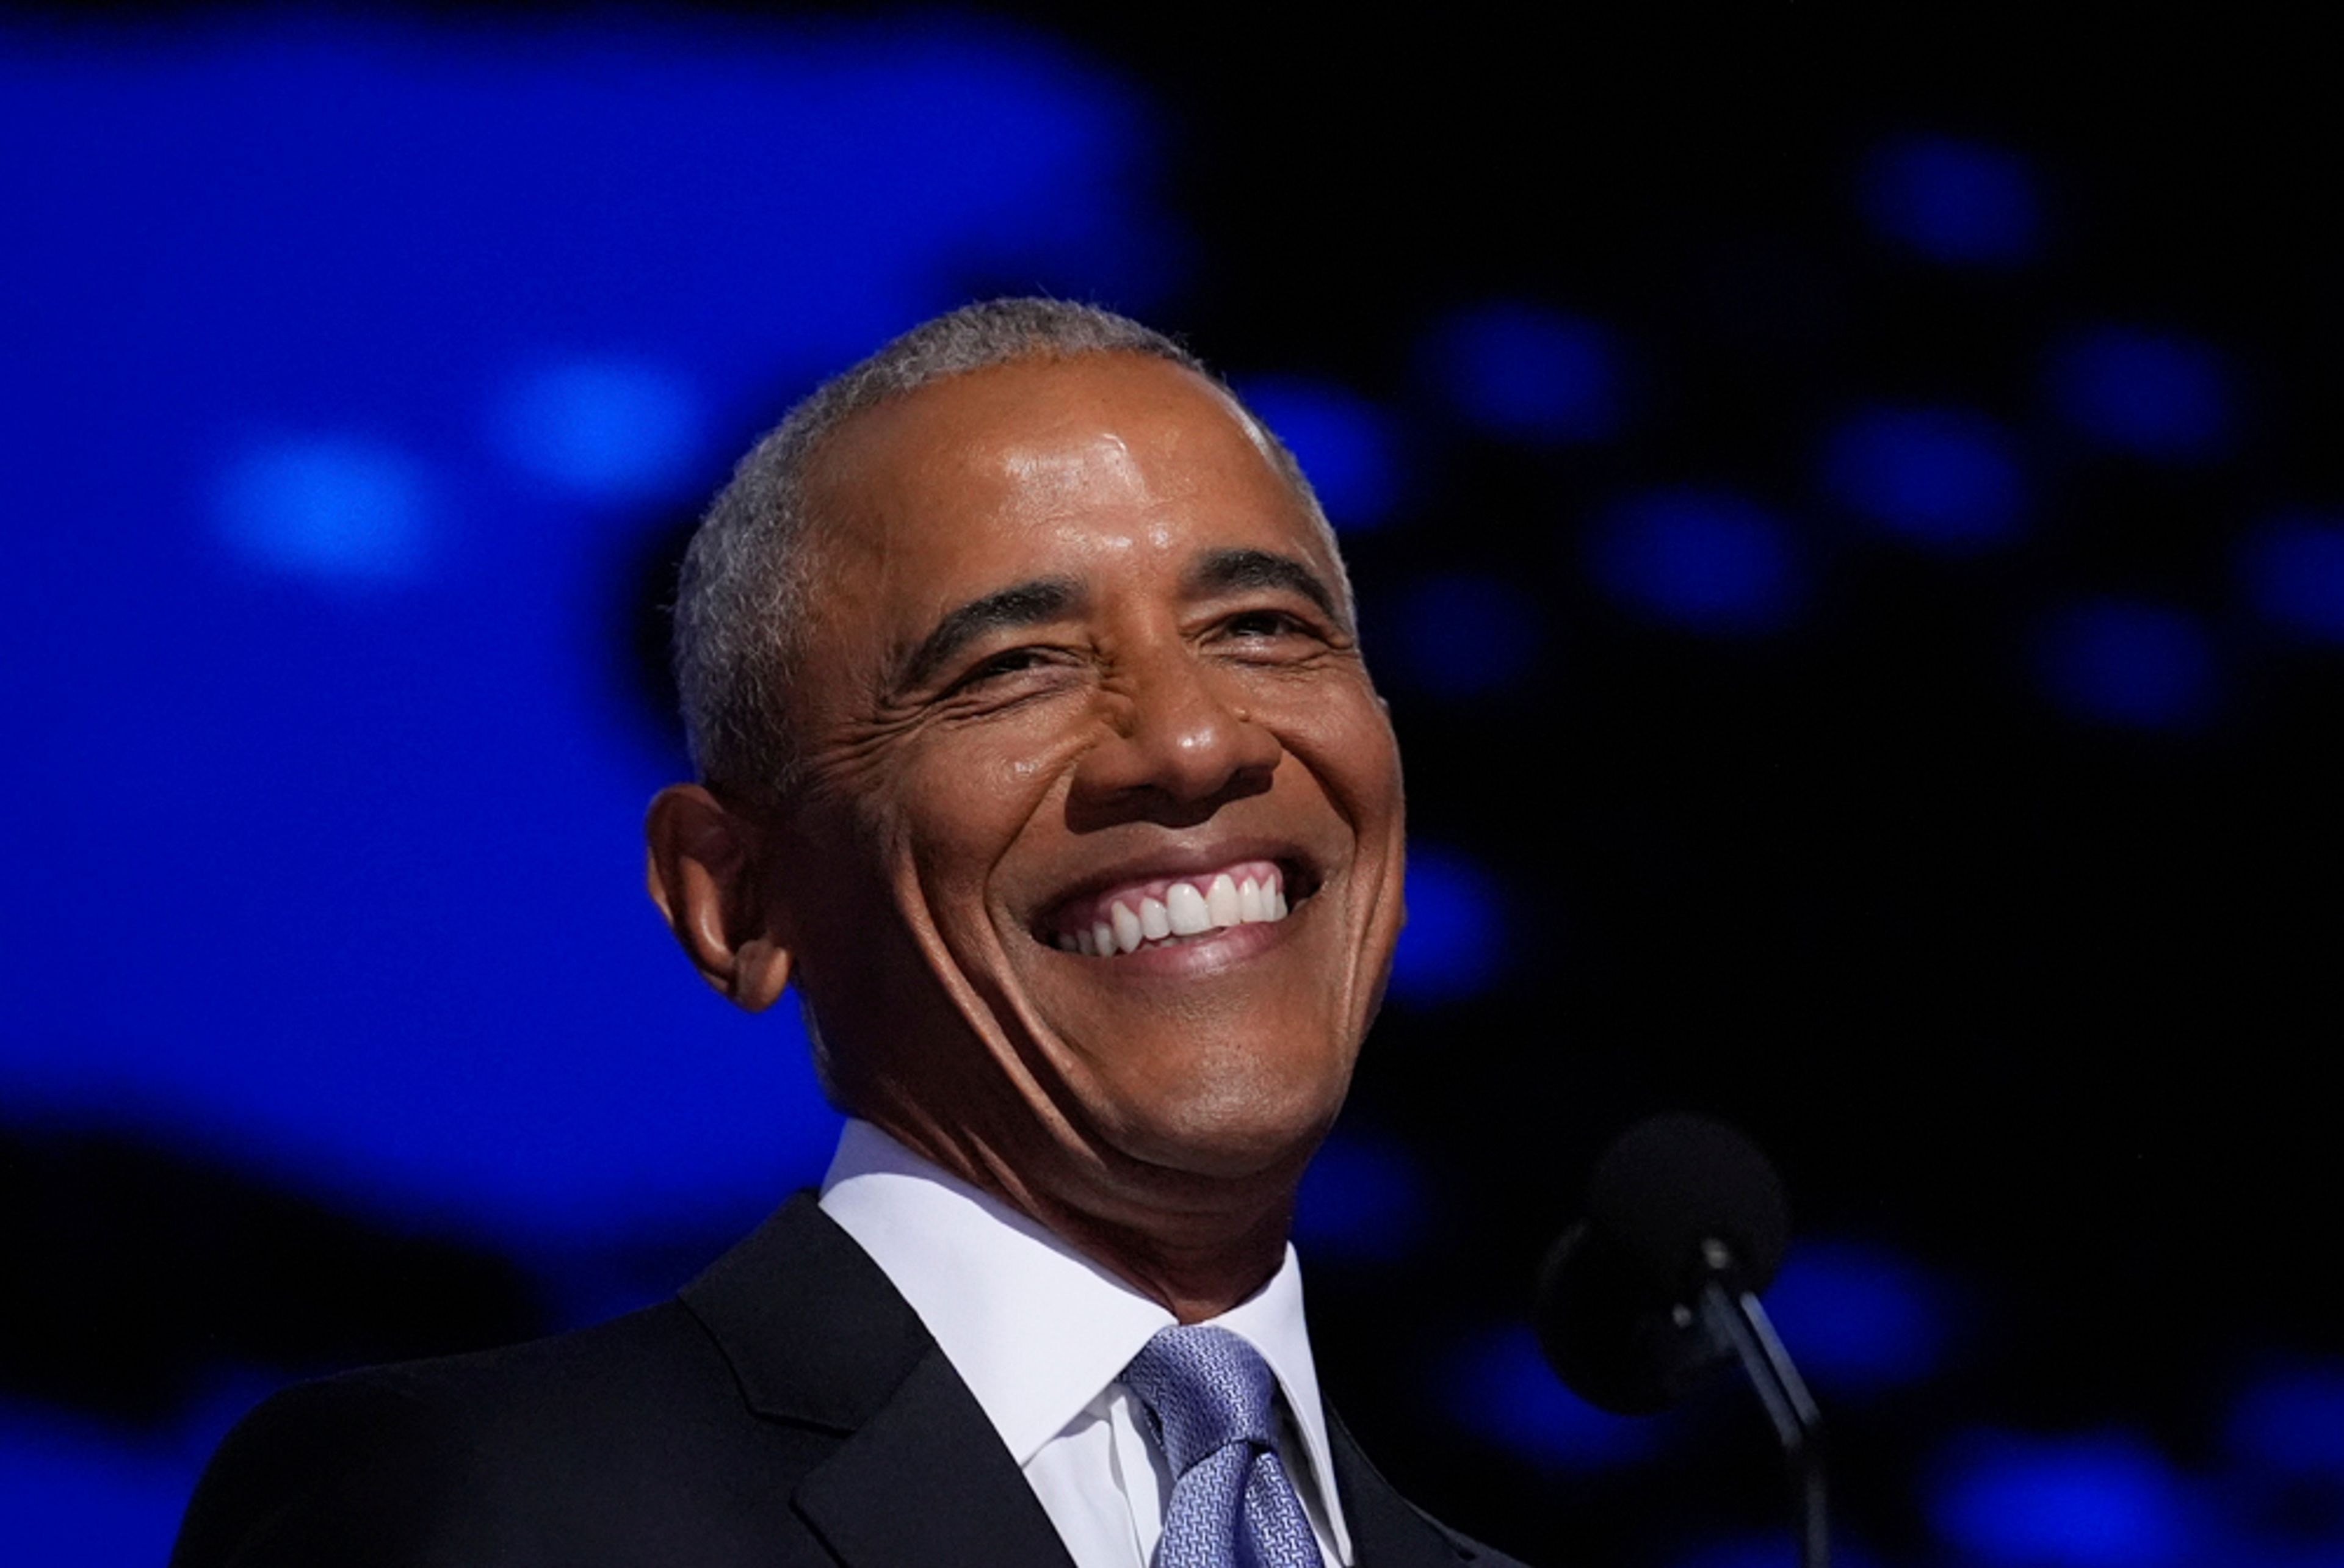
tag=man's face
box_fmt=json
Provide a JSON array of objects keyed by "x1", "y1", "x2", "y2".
[{"x1": 765, "y1": 352, "x2": 1405, "y2": 1216}]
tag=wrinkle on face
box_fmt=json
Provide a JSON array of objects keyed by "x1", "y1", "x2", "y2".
[{"x1": 756, "y1": 352, "x2": 1405, "y2": 1292}]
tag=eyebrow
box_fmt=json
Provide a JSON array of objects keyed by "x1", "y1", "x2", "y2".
[
  {"x1": 1189, "y1": 547, "x2": 1349, "y2": 630},
  {"x1": 898, "y1": 576, "x2": 1084, "y2": 690}
]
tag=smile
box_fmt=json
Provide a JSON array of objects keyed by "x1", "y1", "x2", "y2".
[{"x1": 1045, "y1": 859, "x2": 1293, "y2": 957}]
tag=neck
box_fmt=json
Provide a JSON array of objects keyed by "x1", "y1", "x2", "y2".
[
  {"x1": 870, "y1": 1111, "x2": 1306, "y2": 1323},
  {"x1": 1031, "y1": 1182, "x2": 1297, "y2": 1324}
]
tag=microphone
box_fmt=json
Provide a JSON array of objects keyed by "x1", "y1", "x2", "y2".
[
  {"x1": 1534, "y1": 1113, "x2": 1789, "y2": 1414},
  {"x1": 1533, "y1": 1113, "x2": 1828, "y2": 1568}
]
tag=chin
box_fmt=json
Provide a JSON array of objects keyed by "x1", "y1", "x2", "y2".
[{"x1": 1097, "y1": 1060, "x2": 1349, "y2": 1185}]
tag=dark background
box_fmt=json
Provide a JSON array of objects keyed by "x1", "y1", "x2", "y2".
[{"x1": 5, "y1": 7, "x2": 2340, "y2": 1564}]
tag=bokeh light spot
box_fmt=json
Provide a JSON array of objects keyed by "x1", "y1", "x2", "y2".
[
  {"x1": 1293, "y1": 1131, "x2": 1428, "y2": 1263},
  {"x1": 1388, "y1": 845, "x2": 1507, "y2": 1005},
  {"x1": 1443, "y1": 1325, "x2": 1662, "y2": 1470},
  {"x1": 1668, "y1": 1532, "x2": 1887, "y2": 1568},
  {"x1": 216, "y1": 437, "x2": 430, "y2": 583},
  {"x1": 2038, "y1": 599, "x2": 2218, "y2": 731},
  {"x1": 2237, "y1": 515, "x2": 2344, "y2": 643},
  {"x1": 1860, "y1": 135, "x2": 2041, "y2": 267},
  {"x1": 2224, "y1": 1360, "x2": 2344, "y2": 1478},
  {"x1": 497, "y1": 359, "x2": 701, "y2": 499},
  {"x1": 1423, "y1": 302, "x2": 1621, "y2": 444},
  {"x1": 1588, "y1": 488, "x2": 1801, "y2": 634},
  {"x1": 2047, "y1": 328, "x2": 2234, "y2": 463},
  {"x1": 1394, "y1": 572, "x2": 1545, "y2": 696},
  {"x1": 1767, "y1": 1239, "x2": 1951, "y2": 1395},
  {"x1": 1823, "y1": 405, "x2": 2025, "y2": 552},
  {"x1": 1236, "y1": 374, "x2": 1402, "y2": 532},
  {"x1": 1930, "y1": 1429, "x2": 2196, "y2": 1568}
]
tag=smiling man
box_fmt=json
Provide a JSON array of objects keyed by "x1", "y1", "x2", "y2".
[{"x1": 172, "y1": 302, "x2": 1524, "y2": 1568}]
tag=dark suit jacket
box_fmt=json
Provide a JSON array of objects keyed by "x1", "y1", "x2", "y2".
[{"x1": 172, "y1": 1193, "x2": 1525, "y2": 1567}]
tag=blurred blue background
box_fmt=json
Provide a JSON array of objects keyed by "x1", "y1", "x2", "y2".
[{"x1": 6, "y1": 8, "x2": 2343, "y2": 1566}]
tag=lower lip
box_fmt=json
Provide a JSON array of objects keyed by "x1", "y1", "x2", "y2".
[{"x1": 1049, "y1": 903, "x2": 1301, "y2": 978}]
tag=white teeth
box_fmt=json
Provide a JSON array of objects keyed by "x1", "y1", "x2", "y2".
[
  {"x1": 1206, "y1": 873, "x2": 1242, "y2": 928},
  {"x1": 1060, "y1": 864, "x2": 1296, "y2": 955},
  {"x1": 1139, "y1": 896, "x2": 1172, "y2": 941},
  {"x1": 1165, "y1": 881, "x2": 1212, "y2": 935}
]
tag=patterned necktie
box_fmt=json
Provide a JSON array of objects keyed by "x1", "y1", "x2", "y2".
[{"x1": 1120, "y1": 1324, "x2": 1323, "y2": 1568}]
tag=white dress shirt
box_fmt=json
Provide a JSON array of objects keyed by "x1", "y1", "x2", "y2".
[{"x1": 818, "y1": 1119, "x2": 1354, "y2": 1568}]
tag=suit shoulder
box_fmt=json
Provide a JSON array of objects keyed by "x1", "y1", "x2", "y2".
[
  {"x1": 170, "y1": 1300, "x2": 777, "y2": 1568},
  {"x1": 319, "y1": 1295, "x2": 740, "y2": 1429},
  {"x1": 171, "y1": 1356, "x2": 507, "y2": 1568}
]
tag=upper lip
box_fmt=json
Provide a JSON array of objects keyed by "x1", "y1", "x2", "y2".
[{"x1": 1027, "y1": 835, "x2": 1322, "y2": 936}]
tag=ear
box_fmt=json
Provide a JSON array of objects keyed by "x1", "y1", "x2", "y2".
[{"x1": 645, "y1": 784, "x2": 793, "y2": 1013}]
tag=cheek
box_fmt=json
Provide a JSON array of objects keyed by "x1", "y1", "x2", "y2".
[
  {"x1": 1281, "y1": 685, "x2": 1404, "y2": 827},
  {"x1": 894, "y1": 726, "x2": 1086, "y2": 914}
]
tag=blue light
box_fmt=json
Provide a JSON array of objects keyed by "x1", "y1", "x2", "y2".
[
  {"x1": 1823, "y1": 405, "x2": 2026, "y2": 552},
  {"x1": 2238, "y1": 516, "x2": 2344, "y2": 643},
  {"x1": 1423, "y1": 302, "x2": 1621, "y2": 444},
  {"x1": 2038, "y1": 599, "x2": 2218, "y2": 731},
  {"x1": 2, "y1": 18, "x2": 1195, "y2": 1531},
  {"x1": 1930, "y1": 1430, "x2": 2197, "y2": 1568},
  {"x1": 2047, "y1": 328, "x2": 2234, "y2": 463},
  {"x1": 1235, "y1": 374, "x2": 1402, "y2": 532},
  {"x1": 1293, "y1": 1130, "x2": 1428, "y2": 1263},
  {"x1": 216, "y1": 438, "x2": 430, "y2": 583},
  {"x1": 1669, "y1": 1532, "x2": 1887, "y2": 1568},
  {"x1": 0, "y1": 10, "x2": 1171, "y2": 1240},
  {"x1": 1393, "y1": 572, "x2": 1544, "y2": 696},
  {"x1": 2225, "y1": 1361, "x2": 2344, "y2": 1478},
  {"x1": 0, "y1": 1405, "x2": 199, "y2": 1568},
  {"x1": 1587, "y1": 488, "x2": 1801, "y2": 634},
  {"x1": 1859, "y1": 136, "x2": 2041, "y2": 267},
  {"x1": 1389, "y1": 845, "x2": 1507, "y2": 1005},
  {"x1": 1442, "y1": 1325, "x2": 1662, "y2": 1470},
  {"x1": 497, "y1": 359, "x2": 701, "y2": 500},
  {"x1": 1766, "y1": 1239, "x2": 1950, "y2": 1395}
]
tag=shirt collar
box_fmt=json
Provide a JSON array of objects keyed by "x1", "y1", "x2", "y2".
[{"x1": 817, "y1": 1119, "x2": 1353, "y2": 1561}]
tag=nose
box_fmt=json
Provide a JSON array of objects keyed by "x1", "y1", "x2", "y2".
[{"x1": 1068, "y1": 643, "x2": 1282, "y2": 825}]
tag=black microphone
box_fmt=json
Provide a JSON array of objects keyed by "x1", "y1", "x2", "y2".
[
  {"x1": 1534, "y1": 1113, "x2": 1789, "y2": 1413},
  {"x1": 1533, "y1": 1113, "x2": 1828, "y2": 1568}
]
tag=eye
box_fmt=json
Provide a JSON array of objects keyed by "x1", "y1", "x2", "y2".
[
  {"x1": 946, "y1": 645, "x2": 1062, "y2": 694},
  {"x1": 1224, "y1": 607, "x2": 1309, "y2": 637}
]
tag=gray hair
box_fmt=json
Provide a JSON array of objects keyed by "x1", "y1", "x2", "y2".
[{"x1": 672, "y1": 297, "x2": 1342, "y2": 807}]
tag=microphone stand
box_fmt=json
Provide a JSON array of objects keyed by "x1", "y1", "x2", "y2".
[{"x1": 1692, "y1": 1238, "x2": 1829, "y2": 1568}]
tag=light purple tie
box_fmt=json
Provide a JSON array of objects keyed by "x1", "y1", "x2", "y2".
[{"x1": 1120, "y1": 1324, "x2": 1323, "y2": 1568}]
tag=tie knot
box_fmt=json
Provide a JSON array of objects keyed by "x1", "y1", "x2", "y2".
[{"x1": 1120, "y1": 1324, "x2": 1282, "y2": 1476}]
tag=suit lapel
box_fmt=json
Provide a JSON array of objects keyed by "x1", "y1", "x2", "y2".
[
  {"x1": 793, "y1": 1344, "x2": 1077, "y2": 1568},
  {"x1": 678, "y1": 1193, "x2": 1076, "y2": 1568},
  {"x1": 682, "y1": 1194, "x2": 1475, "y2": 1568},
  {"x1": 1328, "y1": 1407, "x2": 1475, "y2": 1567}
]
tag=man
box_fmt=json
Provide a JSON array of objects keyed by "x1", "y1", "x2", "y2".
[{"x1": 172, "y1": 300, "x2": 1527, "y2": 1567}]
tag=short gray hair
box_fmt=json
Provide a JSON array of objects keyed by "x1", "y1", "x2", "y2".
[{"x1": 672, "y1": 297, "x2": 1341, "y2": 807}]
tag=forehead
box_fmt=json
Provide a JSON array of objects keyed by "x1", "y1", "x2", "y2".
[{"x1": 798, "y1": 353, "x2": 1336, "y2": 635}]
